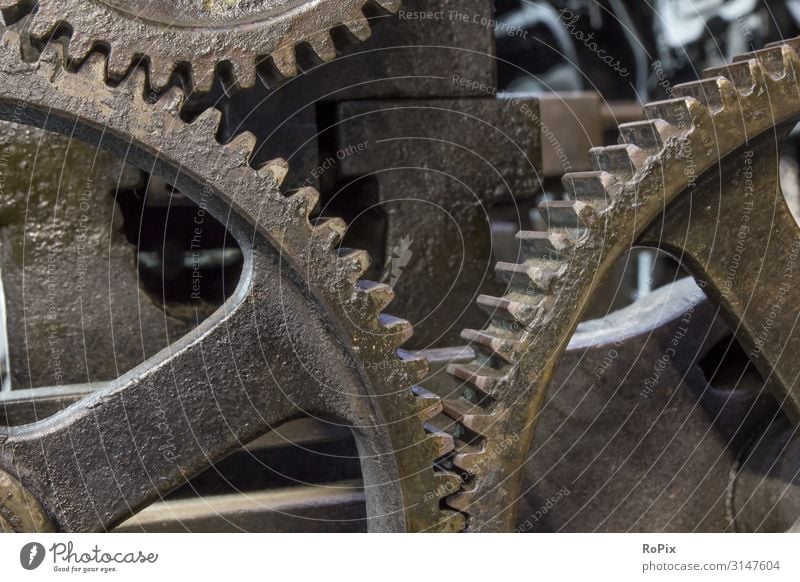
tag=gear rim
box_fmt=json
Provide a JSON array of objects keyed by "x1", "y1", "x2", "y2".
[
  {"x1": 0, "y1": 21, "x2": 462, "y2": 533},
  {"x1": 0, "y1": 0, "x2": 401, "y2": 91},
  {"x1": 446, "y1": 38, "x2": 800, "y2": 531}
]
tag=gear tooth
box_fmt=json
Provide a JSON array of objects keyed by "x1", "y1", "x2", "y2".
[
  {"x1": 767, "y1": 38, "x2": 800, "y2": 51},
  {"x1": 119, "y1": 64, "x2": 148, "y2": 100},
  {"x1": 476, "y1": 293, "x2": 546, "y2": 327},
  {"x1": 441, "y1": 398, "x2": 498, "y2": 435},
  {"x1": 539, "y1": 199, "x2": 594, "y2": 231},
  {"x1": 66, "y1": 32, "x2": 95, "y2": 64},
  {"x1": 451, "y1": 440, "x2": 485, "y2": 475},
  {"x1": 148, "y1": 56, "x2": 176, "y2": 92},
  {"x1": 77, "y1": 51, "x2": 107, "y2": 82},
  {"x1": 344, "y1": 14, "x2": 373, "y2": 42},
  {"x1": 223, "y1": 131, "x2": 258, "y2": 167},
  {"x1": 733, "y1": 44, "x2": 792, "y2": 79},
  {"x1": 589, "y1": 145, "x2": 646, "y2": 182},
  {"x1": 411, "y1": 386, "x2": 443, "y2": 420},
  {"x1": 426, "y1": 414, "x2": 458, "y2": 436},
  {"x1": 447, "y1": 362, "x2": 506, "y2": 397},
  {"x1": 190, "y1": 62, "x2": 216, "y2": 94},
  {"x1": 426, "y1": 429, "x2": 455, "y2": 459},
  {"x1": 155, "y1": 85, "x2": 186, "y2": 116},
  {"x1": 308, "y1": 32, "x2": 337, "y2": 62},
  {"x1": 355, "y1": 281, "x2": 395, "y2": 311},
  {"x1": 257, "y1": 158, "x2": 290, "y2": 187},
  {"x1": 618, "y1": 119, "x2": 678, "y2": 155},
  {"x1": 433, "y1": 471, "x2": 461, "y2": 496},
  {"x1": 460, "y1": 329, "x2": 520, "y2": 364},
  {"x1": 313, "y1": 217, "x2": 347, "y2": 250},
  {"x1": 645, "y1": 97, "x2": 708, "y2": 133},
  {"x1": 191, "y1": 107, "x2": 223, "y2": 137},
  {"x1": 107, "y1": 46, "x2": 134, "y2": 80},
  {"x1": 0, "y1": 0, "x2": 31, "y2": 23},
  {"x1": 270, "y1": 45, "x2": 298, "y2": 79},
  {"x1": 229, "y1": 57, "x2": 257, "y2": 89},
  {"x1": 496, "y1": 261, "x2": 545, "y2": 293},
  {"x1": 673, "y1": 76, "x2": 739, "y2": 114},
  {"x1": 28, "y1": 3, "x2": 59, "y2": 39},
  {"x1": 562, "y1": 170, "x2": 618, "y2": 204},
  {"x1": 704, "y1": 59, "x2": 763, "y2": 94},
  {"x1": 35, "y1": 33, "x2": 65, "y2": 69},
  {"x1": 399, "y1": 355, "x2": 430, "y2": 382},
  {"x1": 459, "y1": 413, "x2": 496, "y2": 435},
  {"x1": 336, "y1": 248, "x2": 371, "y2": 284},
  {"x1": 378, "y1": 313, "x2": 413, "y2": 346},
  {"x1": 286, "y1": 186, "x2": 319, "y2": 218},
  {"x1": 516, "y1": 230, "x2": 570, "y2": 260}
]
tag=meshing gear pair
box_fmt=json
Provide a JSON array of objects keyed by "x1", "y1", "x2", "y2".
[
  {"x1": 445, "y1": 39, "x2": 800, "y2": 530},
  {"x1": 0, "y1": 18, "x2": 463, "y2": 532},
  {"x1": 3, "y1": 0, "x2": 800, "y2": 533}
]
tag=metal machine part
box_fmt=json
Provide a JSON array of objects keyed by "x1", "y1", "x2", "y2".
[
  {"x1": 0, "y1": 466, "x2": 54, "y2": 532},
  {"x1": 0, "y1": 0, "x2": 510, "y2": 533},
  {"x1": 331, "y1": 97, "x2": 542, "y2": 347},
  {"x1": 9, "y1": 276, "x2": 785, "y2": 534},
  {"x1": 0, "y1": 0, "x2": 401, "y2": 91},
  {"x1": 446, "y1": 38, "x2": 800, "y2": 531},
  {"x1": 3, "y1": 383, "x2": 369, "y2": 532},
  {"x1": 102, "y1": 276, "x2": 788, "y2": 534},
  {"x1": 731, "y1": 416, "x2": 800, "y2": 533},
  {"x1": 208, "y1": 0, "x2": 522, "y2": 347},
  {"x1": 0, "y1": 122, "x2": 195, "y2": 389},
  {"x1": 520, "y1": 278, "x2": 777, "y2": 532},
  {"x1": 0, "y1": 22, "x2": 463, "y2": 532},
  {"x1": 4, "y1": 0, "x2": 800, "y2": 535}
]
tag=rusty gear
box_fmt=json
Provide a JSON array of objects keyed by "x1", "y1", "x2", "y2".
[
  {"x1": 446, "y1": 38, "x2": 800, "y2": 531},
  {"x1": 0, "y1": 0, "x2": 400, "y2": 91},
  {"x1": 0, "y1": 21, "x2": 462, "y2": 532}
]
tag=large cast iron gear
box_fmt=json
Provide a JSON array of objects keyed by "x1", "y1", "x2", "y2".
[
  {"x1": 444, "y1": 38, "x2": 800, "y2": 531},
  {"x1": 0, "y1": 0, "x2": 401, "y2": 91},
  {"x1": 0, "y1": 23, "x2": 463, "y2": 532}
]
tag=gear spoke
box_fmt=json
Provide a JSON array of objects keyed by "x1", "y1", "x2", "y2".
[
  {"x1": 447, "y1": 38, "x2": 800, "y2": 531},
  {"x1": 0, "y1": 21, "x2": 463, "y2": 532},
  {"x1": 643, "y1": 123, "x2": 800, "y2": 419}
]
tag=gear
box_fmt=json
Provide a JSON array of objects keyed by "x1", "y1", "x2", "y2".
[
  {"x1": 0, "y1": 0, "x2": 400, "y2": 91},
  {"x1": 444, "y1": 38, "x2": 800, "y2": 531},
  {"x1": 0, "y1": 121, "x2": 198, "y2": 389},
  {"x1": 640, "y1": 42, "x2": 800, "y2": 422},
  {"x1": 0, "y1": 22, "x2": 462, "y2": 532}
]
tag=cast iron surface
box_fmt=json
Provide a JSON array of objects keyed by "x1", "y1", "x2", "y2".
[
  {"x1": 0, "y1": 122, "x2": 196, "y2": 389},
  {"x1": 445, "y1": 39, "x2": 800, "y2": 531},
  {"x1": 0, "y1": 22, "x2": 463, "y2": 533},
  {"x1": 0, "y1": 0, "x2": 400, "y2": 91},
  {"x1": 521, "y1": 278, "x2": 768, "y2": 532},
  {"x1": 333, "y1": 98, "x2": 542, "y2": 348}
]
